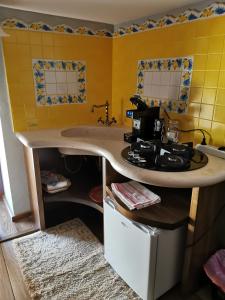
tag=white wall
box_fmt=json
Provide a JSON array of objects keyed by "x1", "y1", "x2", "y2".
[{"x1": 0, "y1": 38, "x2": 30, "y2": 216}]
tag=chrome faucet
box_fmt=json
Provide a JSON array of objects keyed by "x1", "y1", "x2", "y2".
[{"x1": 91, "y1": 101, "x2": 117, "y2": 126}]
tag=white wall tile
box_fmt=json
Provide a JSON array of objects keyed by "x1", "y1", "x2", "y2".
[
  {"x1": 142, "y1": 70, "x2": 182, "y2": 100},
  {"x1": 56, "y1": 71, "x2": 67, "y2": 83},
  {"x1": 170, "y1": 72, "x2": 182, "y2": 86},
  {"x1": 67, "y1": 71, "x2": 77, "y2": 83},
  {"x1": 67, "y1": 83, "x2": 78, "y2": 94},
  {"x1": 45, "y1": 71, "x2": 56, "y2": 83},
  {"x1": 143, "y1": 72, "x2": 152, "y2": 86},
  {"x1": 160, "y1": 72, "x2": 171, "y2": 85},
  {"x1": 143, "y1": 74, "x2": 148, "y2": 87},
  {"x1": 56, "y1": 83, "x2": 68, "y2": 94},
  {"x1": 168, "y1": 86, "x2": 180, "y2": 100},
  {"x1": 143, "y1": 84, "x2": 149, "y2": 96},
  {"x1": 152, "y1": 72, "x2": 161, "y2": 85},
  {"x1": 159, "y1": 85, "x2": 169, "y2": 99},
  {"x1": 46, "y1": 84, "x2": 57, "y2": 94},
  {"x1": 151, "y1": 85, "x2": 160, "y2": 98}
]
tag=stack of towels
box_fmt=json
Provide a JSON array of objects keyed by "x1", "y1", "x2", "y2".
[
  {"x1": 41, "y1": 171, "x2": 71, "y2": 194},
  {"x1": 111, "y1": 180, "x2": 161, "y2": 210}
]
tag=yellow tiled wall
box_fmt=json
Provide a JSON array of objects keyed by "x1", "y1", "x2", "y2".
[
  {"x1": 2, "y1": 15, "x2": 225, "y2": 146},
  {"x1": 112, "y1": 16, "x2": 225, "y2": 146},
  {"x1": 2, "y1": 29, "x2": 112, "y2": 131}
]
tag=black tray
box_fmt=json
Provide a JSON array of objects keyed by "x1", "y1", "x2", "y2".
[{"x1": 121, "y1": 146, "x2": 208, "y2": 172}]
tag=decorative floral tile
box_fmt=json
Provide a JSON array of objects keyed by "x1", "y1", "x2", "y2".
[
  {"x1": 1, "y1": 19, "x2": 112, "y2": 37},
  {"x1": 2, "y1": 2, "x2": 225, "y2": 37},
  {"x1": 76, "y1": 27, "x2": 91, "y2": 35},
  {"x1": 179, "y1": 87, "x2": 190, "y2": 101},
  {"x1": 157, "y1": 15, "x2": 177, "y2": 27},
  {"x1": 1, "y1": 18, "x2": 27, "y2": 29},
  {"x1": 114, "y1": 2, "x2": 225, "y2": 37},
  {"x1": 32, "y1": 59, "x2": 86, "y2": 106},
  {"x1": 54, "y1": 24, "x2": 74, "y2": 34},
  {"x1": 137, "y1": 56, "x2": 193, "y2": 114},
  {"x1": 29, "y1": 22, "x2": 52, "y2": 31},
  {"x1": 182, "y1": 71, "x2": 191, "y2": 86}
]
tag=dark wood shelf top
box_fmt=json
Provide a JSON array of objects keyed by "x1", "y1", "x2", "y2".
[
  {"x1": 43, "y1": 185, "x2": 103, "y2": 214},
  {"x1": 106, "y1": 186, "x2": 191, "y2": 229}
]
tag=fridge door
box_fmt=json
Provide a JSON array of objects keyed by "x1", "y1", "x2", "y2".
[{"x1": 104, "y1": 197, "x2": 159, "y2": 300}]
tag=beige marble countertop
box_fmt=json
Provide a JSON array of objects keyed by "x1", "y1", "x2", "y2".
[{"x1": 16, "y1": 125, "x2": 225, "y2": 188}]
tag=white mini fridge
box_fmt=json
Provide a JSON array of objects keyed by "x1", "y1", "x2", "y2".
[{"x1": 104, "y1": 197, "x2": 186, "y2": 300}]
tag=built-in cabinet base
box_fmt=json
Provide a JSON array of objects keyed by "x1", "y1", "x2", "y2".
[{"x1": 24, "y1": 146, "x2": 225, "y2": 295}]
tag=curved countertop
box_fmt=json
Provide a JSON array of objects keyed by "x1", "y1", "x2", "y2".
[{"x1": 16, "y1": 126, "x2": 225, "y2": 188}]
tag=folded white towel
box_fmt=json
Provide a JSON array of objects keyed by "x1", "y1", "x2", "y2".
[
  {"x1": 47, "y1": 180, "x2": 70, "y2": 191},
  {"x1": 41, "y1": 171, "x2": 71, "y2": 193}
]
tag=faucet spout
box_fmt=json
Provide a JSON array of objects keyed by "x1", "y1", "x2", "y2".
[{"x1": 91, "y1": 101, "x2": 109, "y2": 112}]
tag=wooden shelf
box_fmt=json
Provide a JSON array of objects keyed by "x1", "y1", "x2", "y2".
[
  {"x1": 44, "y1": 185, "x2": 103, "y2": 214},
  {"x1": 39, "y1": 152, "x2": 103, "y2": 214},
  {"x1": 106, "y1": 186, "x2": 191, "y2": 229}
]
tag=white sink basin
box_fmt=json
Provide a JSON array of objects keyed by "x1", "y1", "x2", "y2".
[
  {"x1": 59, "y1": 126, "x2": 126, "y2": 156},
  {"x1": 61, "y1": 126, "x2": 125, "y2": 140}
]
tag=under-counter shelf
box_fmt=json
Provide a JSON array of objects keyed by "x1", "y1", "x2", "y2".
[
  {"x1": 106, "y1": 186, "x2": 191, "y2": 230},
  {"x1": 38, "y1": 148, "x2": 103, "y2": 214},
  {"x1": 21, "y1": 136, "x2": 225, "y2": 294},
  {"x1": 43, "y1": 185, "x2": 103, "y2": 213}
]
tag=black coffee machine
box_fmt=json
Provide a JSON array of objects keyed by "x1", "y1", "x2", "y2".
[{"x1": 124, "y1": 96, "x2": 163, "y2": 143}]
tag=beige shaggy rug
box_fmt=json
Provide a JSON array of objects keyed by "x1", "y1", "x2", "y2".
[{"x1": 13, "y1": 219, "x2": 139, "y2": 300}]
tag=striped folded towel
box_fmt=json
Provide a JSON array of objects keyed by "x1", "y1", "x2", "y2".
[{"x1": 111, "y1": 180, "x2": 161, "y2": 210}]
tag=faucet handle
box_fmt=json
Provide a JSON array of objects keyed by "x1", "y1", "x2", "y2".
[
  {"x1": 107, "y1": 117, "x2": 117, "y2": 126},
  {"x1": 97, "y1": 117, "x2": 104, "y2": 124}
]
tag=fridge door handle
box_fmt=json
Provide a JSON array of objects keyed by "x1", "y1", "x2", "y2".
[
  {"x1": 132, "y1": 222, "x2": 151, "y2": 234},
  {"x1": 104, "y1": 196, "x2": 116, "y2": 209},
  {"x1": 121, "y1": 221, "x2": 128, "y2": 228}
]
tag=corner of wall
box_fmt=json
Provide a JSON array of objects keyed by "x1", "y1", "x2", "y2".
[{"x1": 0, "y1": 38, "x2": 31, "y2": 216}]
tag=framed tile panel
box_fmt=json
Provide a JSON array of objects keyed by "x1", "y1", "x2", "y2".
[
  {"x1": 32, "y1": 59, "x2": 86, "y2": 105},
  {"x1": 137, "y1": 56, "x2": 193, "y2": 113}
]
